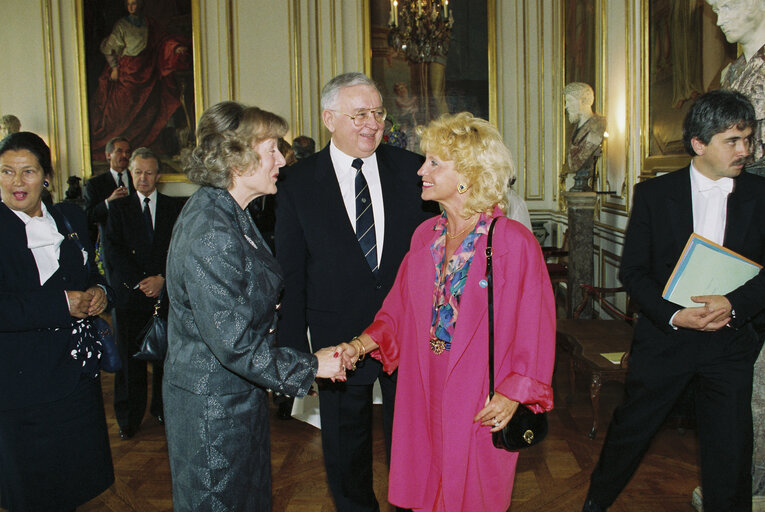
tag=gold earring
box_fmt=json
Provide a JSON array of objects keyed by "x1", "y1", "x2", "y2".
[{"x1": 457, "y1": 183, "x2": 468, "y2": 194}]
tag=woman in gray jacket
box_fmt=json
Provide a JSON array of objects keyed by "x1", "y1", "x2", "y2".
[{"x1": 163, "y1": 102, "x2": 344, "y2": 511}]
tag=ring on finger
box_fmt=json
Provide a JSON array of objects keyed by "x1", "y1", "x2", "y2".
[{"x1": 493, "y1": 418, "x2": 500, "y2": 426}]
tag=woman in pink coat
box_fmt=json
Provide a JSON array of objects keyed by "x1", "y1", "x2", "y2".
[{"x1": 336, "y1": 112, "x2": 556, "y2": 511}]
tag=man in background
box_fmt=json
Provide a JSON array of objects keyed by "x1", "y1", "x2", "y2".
[
  {"x1": 291, "y1": 135, "x2": 316, "y2": 161},
  {"x1": 84, "y1": 136, "x2": 134, "y2": 278},
  {"x1": 104, "y1": 147, "x2": 183, "y2": 440}
]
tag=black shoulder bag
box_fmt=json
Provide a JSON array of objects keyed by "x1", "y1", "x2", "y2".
[{"x1": 486, "y1": 217, "x2": 548, "y2": 451}]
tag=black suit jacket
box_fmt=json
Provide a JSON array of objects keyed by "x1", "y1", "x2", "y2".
[
  {"x1": 103, "y1": 192, "x2": 183, "y2": 312},
  {"x1": 620, "y1": 167, "x2": 765, "y2": 343},
  {"x1": 84, "y1": 170, "x2": 134, "y2": 241},
  {"x1": 275, "y1": 143, "x2": 436, "y2": 384},
  {"x1": 0, "y1": 202, "x2": 111, "y2": 410}
]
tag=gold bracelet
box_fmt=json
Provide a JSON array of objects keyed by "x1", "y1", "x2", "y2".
[{"x1": 351, "y1": 337, "x2": 366, "y2": 360}]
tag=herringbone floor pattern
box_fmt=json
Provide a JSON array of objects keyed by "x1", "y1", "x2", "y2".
[{"x1": 75, "y1": 350, "x2": 700, "y2": 511}]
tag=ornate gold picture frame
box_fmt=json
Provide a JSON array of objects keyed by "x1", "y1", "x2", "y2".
[
  {"x1": 640, "y1": 0, "x2": 736, "y2": 176},
  {"x1": 76, "y1": 0, "x2": 203, "y2": 183}
]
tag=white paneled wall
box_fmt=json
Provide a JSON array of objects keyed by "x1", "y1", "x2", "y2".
[{"x1": 2, "y1": 0, "x2": 648, "y2": 292}]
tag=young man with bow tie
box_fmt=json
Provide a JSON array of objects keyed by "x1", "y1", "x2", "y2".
[{"x1": 583, "y1": 90, "x2": 765, "y2": 512}]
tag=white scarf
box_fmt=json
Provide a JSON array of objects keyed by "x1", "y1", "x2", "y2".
[{"x1": 11, "y1": 203, "x2": 65, "y2": 285}]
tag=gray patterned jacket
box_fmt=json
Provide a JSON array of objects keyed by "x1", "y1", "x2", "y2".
[{"x1": 164, "y1": 186, "x2": 317, "y2": 397}]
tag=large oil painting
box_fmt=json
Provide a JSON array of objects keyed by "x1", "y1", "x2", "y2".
[
  {"x1": 643, "y1": 0, "x2": 736, "y2": 172},
  {"x1": 79, "y1": 0, "x2": 200, "y2": 179},
  {"x1": 368, "y1": 0, "x2": 494, "y2": 153}
]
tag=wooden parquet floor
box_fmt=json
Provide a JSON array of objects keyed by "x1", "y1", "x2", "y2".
[{"x1": 76, "y1": 349, "x2": 701, "y2": 512}]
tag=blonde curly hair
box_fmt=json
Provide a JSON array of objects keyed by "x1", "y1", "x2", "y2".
[{"x1": 417, "y1": 112, "x2": 514, "y2": 217}]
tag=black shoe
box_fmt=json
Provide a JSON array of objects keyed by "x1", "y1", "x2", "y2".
[
  {"x1": 582, "y1": 497, "x2": 607, "y2": 512},
  {"x1": 119, "y1": 426, "x2": 136, "y2": 440}
]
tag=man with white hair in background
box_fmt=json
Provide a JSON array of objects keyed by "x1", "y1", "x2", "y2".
[{"x1": 706, "y1": 1, "x2": 765, "y2": 509}]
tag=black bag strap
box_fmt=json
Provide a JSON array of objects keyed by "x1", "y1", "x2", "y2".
[
  {"x1": 486, "y1": 217, "x2": 500, "y2": 399},
  {"x1": 54, "y1": 205, "x2": 91, "y2": 273},
  {"x1": 153, "y1": 286, "x2": 166, "y2": 315}
]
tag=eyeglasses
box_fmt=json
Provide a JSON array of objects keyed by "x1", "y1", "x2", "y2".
[{"x1": 330, "y1": 107, "x2": 387, "y2": 127}]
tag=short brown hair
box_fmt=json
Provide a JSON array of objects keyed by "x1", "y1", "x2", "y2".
[{"x1": 185, "y1": 101, "x2": 288, "y2": 189}]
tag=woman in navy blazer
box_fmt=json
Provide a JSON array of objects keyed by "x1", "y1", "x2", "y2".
[{"x1": 0, "y1": 132, "x2": 114, "y2": 511}]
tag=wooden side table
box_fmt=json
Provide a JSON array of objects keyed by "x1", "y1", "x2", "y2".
[{"x1": 556, "y1": 319, "x2": 633, "y2": 439}]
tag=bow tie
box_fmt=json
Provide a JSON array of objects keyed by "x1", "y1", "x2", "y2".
[{"x1": 698, "y1": 177, "x2": 734, "y2": 194}]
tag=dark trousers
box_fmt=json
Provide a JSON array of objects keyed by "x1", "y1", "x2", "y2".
[
  {"x1": 114, "y1": 308, "x2": 163, "y2": 431},
  {"x1": 318, "y1": 370, "x2": 397, "y2": 512},
  {"x1": 588, "y1": 329, "x2": 758, "y2": 511}
]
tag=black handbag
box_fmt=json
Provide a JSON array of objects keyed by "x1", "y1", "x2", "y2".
[
  {"x1": 486, "y1": 217, "x2": 548, "y2": 451},
  {"x1": 133, "y1": 287, "x2": 168, "y2": 361},
  {"x1": 56, "y1": 207, "x2": 121, "y2": 373}
]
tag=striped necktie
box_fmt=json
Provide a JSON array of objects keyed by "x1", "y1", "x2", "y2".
[
  {"x1": 143, "y1": 197, "x2": 154, "y2": 243},
  {"x1": 353, "y1": 158, "x2": 378, "y2": 275}
]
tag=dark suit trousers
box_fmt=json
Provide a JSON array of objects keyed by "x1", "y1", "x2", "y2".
[
  {"x1": 589, "y1": 328, "x2": 758, "y2": 511},
  {"x1": 318, "y1": 366, "x2": 397, "y2": 512},
  {"x1": 114, "y1": 308, "x2": 163, "y2": 431}
]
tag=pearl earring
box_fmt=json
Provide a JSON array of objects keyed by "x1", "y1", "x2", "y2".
[{"x1": 457, "y1": 183, "x2": 468, "y2": 194}]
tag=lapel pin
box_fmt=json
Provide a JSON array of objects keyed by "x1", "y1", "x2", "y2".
[{"x1": 479, "y1": 279, "x2": 488, "y2": 288}]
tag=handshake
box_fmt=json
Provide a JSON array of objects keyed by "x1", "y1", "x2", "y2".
[{"x1": 313, "y1": 340, "x2": 366, "y2": 381}]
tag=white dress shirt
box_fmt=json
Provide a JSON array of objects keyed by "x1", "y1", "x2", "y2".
[
  {"x1": 690, "y1": 162, "x2": 733, "y2": 246},
  {"x1": 669, "y1": 164, "x2": 734, "y2": 327},
  {"x1": 329, "y1": 141, "x2": 385, "y2": 261}
]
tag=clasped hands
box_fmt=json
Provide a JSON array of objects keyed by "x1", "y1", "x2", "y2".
[
  {"x1": 314, "y1": 347, "x2": 347, "y2": 382},
  {"x1": 66, "y1": 286, "x2": 108, "y2": 319},
  {"x1": 673, "y1": 294, "x2": 732, "y2": 332},
  {"x1": 315, "y1": 336, "x2": 376, "y2": 381}
]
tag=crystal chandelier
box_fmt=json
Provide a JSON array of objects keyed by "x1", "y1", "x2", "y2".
[{"x1": 387, "y1": 0, "x2": 454, "y2": 63}]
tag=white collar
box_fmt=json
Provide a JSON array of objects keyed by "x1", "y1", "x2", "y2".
[
  {"x1": 690, "y1": 162, "x2": 734, "y2": 194},
  {"x1": 12, "y1": 203, "x2": 66, "y2": 285},
  {"x1": 329, "y1": 141, "x2": 375, "y2": 175},
  {"x1": 136, "y1": 189, "x2": 158, "y2": 204}
]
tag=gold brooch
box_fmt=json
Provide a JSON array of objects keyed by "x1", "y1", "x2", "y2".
[{"x1": 429, "y1": 338, "x2": 446, "y2": 355}]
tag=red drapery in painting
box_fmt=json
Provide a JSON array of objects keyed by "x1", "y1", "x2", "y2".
[{"x1": 89, "y1": 17, "x2": 190, "y2": 160}]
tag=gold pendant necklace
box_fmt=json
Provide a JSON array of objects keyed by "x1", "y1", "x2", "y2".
[{"x1": 446, "y1": 215, "x2": 478, "y2": 239}]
